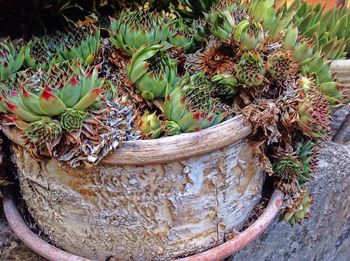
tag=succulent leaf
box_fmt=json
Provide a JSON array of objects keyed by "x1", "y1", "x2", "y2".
[
  {"x1": 206, "y1": 5, "x2": 236, "y2": 41},
  {"x1": 234, "y1": 20, "x2": 264, "y2": 50},
  {"x1": 211, "y1": 74, "x2": 238, "y2": 98},
  {"x1": 0, "y1": 40, "x2": 24, "y2": 81},
  {"x1": 38, "y1": 87, "x2": 67, "y2": 116},
  {"x1": 127, "y1": 44, "x2": 177, "y2": 100},
  {"x1": 297, "y1": 78, "x2": 332, "y2": 140},
  {"x1": 164, "y1": 73, "x2": 225, "y2": 134},
  {"x1": 267, "y1": 51, "x2": 296, "y2": 79},
  {"x1": 236, "y1": 52, "x2": 265, "y2": 87},
  {"x1": 140, "y1": 111, "x2": 162, "y2": 139}
]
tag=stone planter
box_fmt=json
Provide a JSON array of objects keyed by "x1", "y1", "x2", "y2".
[
  {"x1": 2, "y1": 190, "x2": 284, "y2": 261},
  {"x1": 3, "y1": 115, "x2": 265, "y2": 260}
]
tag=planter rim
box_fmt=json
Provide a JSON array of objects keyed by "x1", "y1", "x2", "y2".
[
  {"x1": 2, "y1": 190, "x2": 284, "y2": 261},
  {"x1": 2, "y1": 115, "x2": 252, "y2": 165},
  {"x1": 330, "y1": 59, "x2": 350, "y2": 70}
]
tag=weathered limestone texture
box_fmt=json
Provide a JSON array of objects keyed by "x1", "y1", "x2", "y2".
[
  {"x1": 11, "y1": 139, "x2": 263, "y2": 261},
  {"x1": 232, "y1": 142, "x2": 350, "y2": 261}
]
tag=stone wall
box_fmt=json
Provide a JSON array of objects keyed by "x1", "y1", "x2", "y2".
[{"x1": 232, "y1": 142, "x2": 350, "y2": 261}]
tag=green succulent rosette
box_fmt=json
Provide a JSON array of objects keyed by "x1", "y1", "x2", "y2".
[
  {"x1": 296, "y1": 140, "x2": 317, "y2": 184},
  {"x1": 297, "y1": 77, "x2": 331, "y2": 140},
  {"x1": 273, "y1": 158, "x2": 304, "y2": 180},
  {"x1": 0, "y1": 40, "x2": 24, "y2": 81},
  {"x1": 281, "y1": 0, "x2": 349, "y2": 59},
  {"x1": 163, "y1": 120, "x2": 182, "y2": 136},
  {"x1": 127, "y1": 44, "x2": 177, "y2": 100},
  {"x1": 24, "y1": 117, "x2": 62, "y2": 144},
  {"x1": 140, "y1": 111, "x2": 162, "y2": 139},
  {"x1": 110, "y1": 10, "x2": 169, "y2": 55},
  {"x1": 211, "y1": 74, "x2": 238, "y2": 98},
  {"x1": 266, "y1": 51, "x2": 296, "y2": 79},
  {"x1": 168, "y1": 18, "x2": 194, "y2": 51},
  {"x1": 236, "y1": 51, "x2": 265, "y2": 87},
  {"x1": 234, "y1": 20, "x2": 264, "y2": 50},
  {"x1": 282, "y1": 190, "x2": 313, "y2": 225},
  {"x1": 60, "y1": 108, "x2": 85, "y2": 132},
  {"x1": 205, "y1": 4, "x2": 236, "y2": 41},
  {"x1": 293, "y1": 45, "x2": 347, "y2": 106},
  {"x1": 23, "y1": 38, "x2": 56, "y2": 71},
  {"x1": 1, "y1": 60, "x2": 108, "y2": 147},
  {"x1": 56, "y1": 30, "x2": 101, "y2": 66},
  {"x1": 164, "y1": 73, "x2": 226, "y2": 135}
]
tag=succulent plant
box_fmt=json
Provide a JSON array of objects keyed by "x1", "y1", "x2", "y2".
[
  {"x1": 234, "y1": 20, "x2": 264, "y2": 50},
  {"x1": 297, "y1": 77, "x2": 332, "y2": 140},
  {"x1": 205, "y1": 4, "x2": 235, "y2": 41},
  {"x1": 0, "y1": 40, "x2": 24, "y2": 81},
  {"x1": 266, "y1": 51, "x2": 297, "y2": 80},
  {"x1": 273, "y1": 139, "x2": 318, "y2": 192},
  {"x1": 273, "y1": 157, "x2": 303, "y2": 194},
  {"x1": 247, "y1": 0, "x2": 277, "y2": 31},
  {"x1": 0, "y1": 0, "x2": 344, "y2": 221},
  {"x1": 2, "y1": 60, "x2": 104, "y2": 134},
  {"x1": 211, "y1": 74, "x2": 238, "y2": 98},
  {"x1": 110, "y1": 10, "x2": 170, "y2": 55},
  {"x1": 60, "y1": 108, "x2": 85, "y2": 132},
  {"x1": 23, "y1": 38, "x2": 56, "y2": 71},
  {"x1": 236, "y1": 51, "x2": 265, "y2": 87},
  {"x1": 127, "y1": 44, "x2": 177, "y2": 100},
  {"x1": 164, "y1": 72, "x2": 226, "y2": 135},
  {"x1": 0, "y1": 58, "x2": 137, "y2": 165},
  {"x1": 300, "y1": 53, "x2": 333, "y2": 84},
  {"x1": 55, "y1": 102, "x2": 138, "y2": 167},
  {"x1": 21, "y1": 117, "x2": 62, "y2": 145},
  {"x1": 296, "y1": 140, "x2": 318, "y2": 184},
  {"x1": 282, "y1": 190, "x2": 313, "y2": 225},
  {"x1": 248, "y1": 0, "x2": 294, "y2": 41},
  {"x1": 283, "y1": 24, "x2": 299, "y2": 50},
  {"x1": 140, "y1": 111, "x2": 162, "y2": 139},
  {"x1": 55, "y1": 29, "x2": 101, "y2": 66},
  {"x1": 176, "y1": 0, "x2": 218, "y2": 19},
  {"x1": 281, "y1": 0, "x2": 350, "y2": 59},
  {"x1": 304, "y1": 53, "x2": 346, "y2": 106},
  {"x1": 168, "y1": 18, "x2": 195, "y2": 51}
]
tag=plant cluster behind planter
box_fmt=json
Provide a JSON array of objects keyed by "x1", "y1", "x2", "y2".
[{"x1": 0, "y1": 0, "x2": 349, "y2": 260}]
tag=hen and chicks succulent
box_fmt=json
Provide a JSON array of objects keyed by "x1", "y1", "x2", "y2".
[{"x1": 0, "y1": 0, "x2": 347, "y2": 224}]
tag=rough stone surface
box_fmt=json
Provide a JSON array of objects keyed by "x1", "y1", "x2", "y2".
[
  {"x1": 232, "y1": 142, "x2": 350, "y2": 261},
  {"x1": 0, "y1": 143, "x2": 349, "y2": 260},
  {"x1": 331, "y1": 104, "x2": 350, "y2": 142}
]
